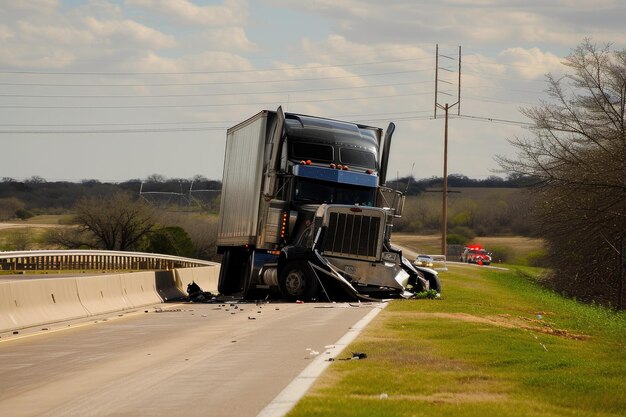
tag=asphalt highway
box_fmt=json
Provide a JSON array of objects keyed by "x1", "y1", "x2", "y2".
[{"x1": 0, "y1": 301, "x2": 378, "y2": 417}]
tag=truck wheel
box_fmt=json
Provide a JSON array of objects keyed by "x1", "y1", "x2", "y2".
[
  {"x1": 428, "y1": 274, "x2": 442, "y2": 294},
  {"x1": 278, "y1": 261, "x2": 319, "y2": 302}
]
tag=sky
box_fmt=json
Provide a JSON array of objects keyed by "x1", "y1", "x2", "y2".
[{"x1": 1, "y1": 0, "x2": 625, "y2": 183}]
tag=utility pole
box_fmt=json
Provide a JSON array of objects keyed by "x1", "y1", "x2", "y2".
[
  {"x1": 618, "y1": 236, "x2": 624, "y2": 310},
  {"x1": 434, "y1": 44, "x2": 461, "y2": 258}
]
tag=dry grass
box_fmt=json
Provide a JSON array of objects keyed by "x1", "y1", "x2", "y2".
[
  {"x1": 468, "y1": 236, "x2": 544, "y2": 257},
  {"x1": 392, "y1": 233, "x2": 545, "y2": 264},
  {"x1": 23, "y1": 214, "x2": 68, "y2": 224},
  {"x1": 0, "y1": 216, "x2": 71, "y2": 250},
  {"x1": 391, "y1": 233, "x2": 441, "y2": 255}
]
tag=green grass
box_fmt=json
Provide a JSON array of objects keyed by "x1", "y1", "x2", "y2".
[
  {"x1": 391, "y1": 234, "x2": 545, "y2": 264},
  {"x1": 288, "y1": 265, "x2": 626, "y2": 417}
]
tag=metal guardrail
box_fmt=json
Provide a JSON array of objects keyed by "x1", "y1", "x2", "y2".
[{"x1": 0, "y1": 250, "x2": 217, "y2": 272}]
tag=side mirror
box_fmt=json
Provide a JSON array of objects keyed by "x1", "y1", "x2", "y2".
[{"x1": 376, "y1": 187, "x2": 405, "y2": 217}]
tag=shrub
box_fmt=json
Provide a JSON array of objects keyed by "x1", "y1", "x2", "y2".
[
  {"x1": 521, "y1": 248, "x2": 548, "y2": 267},
  {"x1": 449, "y1": 226, "x2": 476, "y2": 241},
  {"x1": 446, "y1": 233, "x2": 468, "y2": 245},
  {"x1": 14, "y1": 209, "x2": 34, "y2": 220},
  {"x1": 488, "y1": 245, "x2": 513, "y2": 263}
]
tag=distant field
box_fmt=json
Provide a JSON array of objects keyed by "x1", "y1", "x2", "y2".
[
  {"x1": 0, "y1": 226, "x2": 55, "y2": 250},
  {"x1": 24, "y1": 214, "x2": 72, "y2": 225},
  {"x1": 391, "y1": 233, "x2": 442, "y2": 255},
  {"x1": 392, "y1": 233, "x2": 544, "y2": 264},
  {"x1": 0, "y1": 215, "x2": 70, "y2": 250},
  {"x1": 409, "y1": 187, "x2": 522, "y2": 204},
  {"x1": 469, "y1": 236, "x2": 545, "y2": 261}
]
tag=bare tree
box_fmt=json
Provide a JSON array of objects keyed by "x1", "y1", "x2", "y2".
[
  {"x1": 49, "y1": 192, "x2": 156, "y2": 251},
  {"x1": 498, "y1": 40, "x2": 626, "y2": 308}
]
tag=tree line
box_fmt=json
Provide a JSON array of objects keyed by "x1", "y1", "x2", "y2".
[
  {"x1": 0, "y1": 175, "x2": 221, "y2": 219},
  {"x1": 498, "y1": 40, "x2": 626, "y2": 310},
  {"x1": 0, "y1": 173, "x2": 530, "y2": 221}
]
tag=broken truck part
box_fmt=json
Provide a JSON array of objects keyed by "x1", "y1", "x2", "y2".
[{"x1": 216, "y1": 107, "x2": 441, "y2": 301}]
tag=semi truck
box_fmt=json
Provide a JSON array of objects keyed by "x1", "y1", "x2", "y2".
[{"x1": 216, "y1": 107, "x2": 440, "y2": 301}]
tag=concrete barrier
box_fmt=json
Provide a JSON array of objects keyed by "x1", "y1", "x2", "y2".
[
  {"x1": 0, "y1": 266, "x2": 220, "y2": 333},
  {"x1": 75, "y1": 274, "x2": 131, "y2": 316},
  {"x1": 120, "y1": 271, "x2": 162, "y2": 308},
  {"x1": 173, "y1": 265, "x2": 219, "y2": 295},
  {"x1": 0, "y1": 282, "x2": 18, "y2": 331},
  {"x1": 1, "y1": 278, "x2": 86, "y2": 331},
  {"x1": 192, "y1": 265, "x2": 219, "y2": 294},
  {"x1": 154, "y1": 270, "x2": 185, "y2": 301}
]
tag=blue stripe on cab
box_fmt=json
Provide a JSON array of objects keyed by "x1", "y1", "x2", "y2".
[{"x1": 293, "y1": 165, "x2": 378, "y2": 187}]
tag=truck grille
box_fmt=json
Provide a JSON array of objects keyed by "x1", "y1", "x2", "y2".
[{"x1": 322, "y1": 210, "x2": 383, "y2": 261}]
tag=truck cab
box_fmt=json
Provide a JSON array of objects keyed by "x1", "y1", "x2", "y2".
[{"x1": 216, "y1": 108, "x2": 440, "y2": 301}]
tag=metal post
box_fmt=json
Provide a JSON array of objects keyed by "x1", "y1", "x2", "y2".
[
  {"x1": 618, "y1": 236, "x2": 624, "y2": 310},
  {"x1": 434, "y1": 44, "x2": 439, "y2": 119},
  {"x1": 458, "y1": 46, "x2": 462, "y2": 116},
  {"x1": 434, "y1": 45, "x2": 461, "y2": 259},
  {"x1": 442, "y1": 103, "x2": 449, "y2": 258}
]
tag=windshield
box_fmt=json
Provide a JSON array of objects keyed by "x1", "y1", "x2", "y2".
[{"x1": 294, "y1": 178, "x2": 375, "y2": 206}]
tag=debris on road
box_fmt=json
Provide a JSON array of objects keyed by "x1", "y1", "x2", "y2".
[
  {"x1": 327, "y1": 352, "x2": 368, "y2": 362},
  {"x1": 186, "y1": 281, "x2": 215, "y2": 302}
]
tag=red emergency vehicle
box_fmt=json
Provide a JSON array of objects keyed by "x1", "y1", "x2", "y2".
[{"x1": 459, "y1": 244, "x2": 492, "y2": 265}]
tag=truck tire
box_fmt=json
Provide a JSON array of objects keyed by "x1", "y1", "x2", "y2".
[
  {"x1": 415, "y1": 268, "x2": 442, "y2": 294},
  {"x1": 428, "y1": 273, "x2": 442, "y2": 294},
  {"x1": 278, "y1": 261, "x2": 319, "y2": 302},
  {"x1": 218, "y1": 249, "x2": 247, "y2": 295}
]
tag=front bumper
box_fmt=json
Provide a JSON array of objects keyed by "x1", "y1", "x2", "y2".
[{"x1": 323, "y1": 256, "x2": 409, "y2": 291}]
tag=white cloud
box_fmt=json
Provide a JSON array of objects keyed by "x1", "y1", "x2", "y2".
[
  {"x1": 83, "y1": 17, "x2": 177, "y2": 48},
  {"x1": 17, "y1": 20, "x2": 95, "y2": 46},
  {"x1": 498, "y1": 47, "x2": 563, "y2": 79},
  {"x1": 0, "y1": 24, "x2": 14, "y2": 41},
  {"x1": 126, "y1": 0, "x2": 248, "y2": 26},
  {"x1": 200, "y1": 26, "x2": 256, "y2": 52},
  {"x1": 3, "y1": 0, "x2": 60, "y2": 13},
  {"x1": 128, "y1": 49, "x2": 255, "y2": 73},
  {"x1": 293, "y1": 0, "x2": 374, "y2": 19},
  {"x1": 0, "y1": 43, "x2": 76, "y2": 68}
]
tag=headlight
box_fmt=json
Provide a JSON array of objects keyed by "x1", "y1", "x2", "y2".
[{"x1": 382, "y1": 252, "x2": 399, "y2": 263}]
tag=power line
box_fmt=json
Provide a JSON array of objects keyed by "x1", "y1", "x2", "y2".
[
  {"x1": 454, "y1": 114, "x2": 532, "y2": 126},
  {"x1": 0, "y1": 109, "x2": 435, "y2": 133},
  {"x1": 0, "y1": 126, "x2": 228, "y2": 134},
  {"x1": 0, "y1": 80, "x2": 431, "y2": 99},
  {"x1": 0, "y1": 110, "x2": 433, "y2": 128},
  {"x1": 0, "y1": 69, "x2": 426, "y2": 88},
  {"x1": 0, "y1": 112, "x2": 529, "y2": 134},
  {"x1": 0, "y1": 91, "x2": 433, "y2": 109},
  {"x1": 0, "y1": 57, "x2": 433, "y2": 76},
  {"x1": 462, "y1": 67, "x2": 547, "y2": 83},
  {"x1": 0, "y1": 120, "x2": 232, "y2": 127},
  {"x1": 213, "y1": 43, "x2": 440, "y2": 63},
  {"x1": 463, "y1": 93, "x2": 538, "y2": 106}
]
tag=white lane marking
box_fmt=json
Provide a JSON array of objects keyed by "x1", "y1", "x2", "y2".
[{"x1": 256, "y1": 303, "x2": 387, "y2": 417}]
